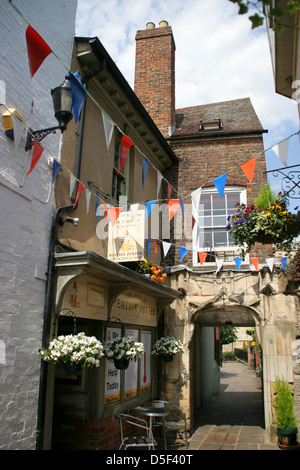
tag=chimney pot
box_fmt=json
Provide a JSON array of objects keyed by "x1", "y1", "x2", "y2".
[
  {"x1": 159, "y1": 20, "x2": 169, "y2": 28},
  {"x1": 146, "y1": 22, "x2": 155, "y2": 30}
]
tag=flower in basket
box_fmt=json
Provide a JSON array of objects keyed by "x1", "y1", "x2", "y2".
[
  {"x1": 103, "y1": 336, "x2": 144, "y2": 362},
  {"x1": 226, "y1": 191, "x2": 300, "y2": 252},
  {"x1": 152, "y1": 336, "x2": 184, "y2": 359},
  {"x1": 40, "y1": 332, "x2": 104, "y2": 368},
  {"x1": 137, "y1": 259, "x2": 167, "y2": 284}
]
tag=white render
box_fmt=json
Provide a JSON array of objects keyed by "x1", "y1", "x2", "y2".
[{"x1": 0, "y1": 0, "x2": 77, "y2": 449}]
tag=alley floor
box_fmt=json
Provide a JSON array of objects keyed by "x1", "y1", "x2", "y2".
[{"x1": 187, "y1": 361, "x2": 279, "y2": 450}]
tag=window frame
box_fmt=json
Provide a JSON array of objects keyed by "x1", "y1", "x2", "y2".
[
  {"x1": 193, "y1": 186, "x2": 246, "y2": 266},
  {"x1": 112, "y1": 131, "x2": 130, "y2": 202}
]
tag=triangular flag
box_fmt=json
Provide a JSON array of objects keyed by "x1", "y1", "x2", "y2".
[
  {"x1": 25, "y1": 25, "x2": 52, "y2": 77},
  {"x1": 162, "y1": 241, "x2": 171, "y2": 258},
  {"x1": 168, "y1": 199, "x2": 181, "y2": 220},
  {"x1": 216, "y1": 257, "x2": 223, "y2": 273},
  {"x1": 234, "y1": 257, "x2": 242, "y2": 271},
  {"x1": 109, "y1": 207, "x2": 121, "y2": 226},
  {"x1": 11, "y1": 114, "x2": 24, "y2": 152},
  {"x1": 180, "y1": 246, "x2": 189, "y2": 261},
  {"x1": 272, "y1": 139, "x2": 289, "y2": 167},
  {"x1": 85, "y1": 189, "x2": 91, "y2": 214},
  {"x1": 52, "y1": 159, "x2": 61, "y2": 183},
  {"x1": 179, "y1": 195, "x2": 184, "y2": 219},
  {"x1": 198, "y1": 252, "x2": 207, "y2": 265},
  {"x1": 241, "y1": 157, "x2": 256, "y2": 183},
  {"x1": 154, "y1": 239, "x2": 157, "y2": 253},
  {"x1": 118, "y1": 135, "x2": 133, "y2": 174},
  {"x1": 102, "y1": 111, "x2": 114, "y2": 153},
  {"x1": 213, "y1": 173, "x2": 227, "y2": 198},
  {"x1": 142, "y1": 156, "x2": 150, "y2": 190},
  {"x1": 96, "y1": 196, "x2": 101, "y2": 220},
  {"x1": 73, "y1": 181, "x2": 84, "y2": 208},
  {"x1": 130, "y1": 203, "x2": 139, "y2": 219},
  {"x1": 266, "y1": 258, "x2": 274, "y2": 272},
  {"x1": 167, "y1": 184, "x2": 173, "y2": 204},
  {"x1": 281, "y1": 257, "x2": 288, "y2": 271},
  {"x1": 250, "y1": 258, "x2": 260, "y2": 271},
  {"x1": 147, "y1": 237, "x2": 150, "y2": 253},
  {"x1": 146, "y1": 200, "x2": 157, "y2": 219},
  {"x1": 26, "y1": 140, "x2": 44, "y2": 175},
  {"x1": 157, "y1": 172, "x2": 163, "y2": 198},
  {"x1": 70, "y1": 174, "x2": 76, "y2": 199},
  {"x1": 69, "y1": 72, "x2": 87, "y2": 124}
]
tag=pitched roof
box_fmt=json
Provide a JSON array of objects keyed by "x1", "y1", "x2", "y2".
[{"x1": 173, "y1": 97, "x2": 266, "y2": 138}]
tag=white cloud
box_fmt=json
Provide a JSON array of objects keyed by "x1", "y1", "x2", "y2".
[{"x1": 75, "y1": 0, "x2": 300, "y2": 177}]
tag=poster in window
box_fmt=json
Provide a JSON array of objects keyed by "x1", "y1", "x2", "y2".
[
  {"x1": 140, "y1": 330, "x2": 151, "y2": 393},
  {"x1": 125, "y1": 329, "x2": 139, "y2": 399},
  {"x1": 107, "y1": 209, "x2": 145, "y2": 262},
  {"x1": 104, "y1": 327, "x2": 121, "y2": 405}
]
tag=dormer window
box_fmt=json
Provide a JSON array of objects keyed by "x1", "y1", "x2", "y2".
[{"x1": 199, "y1": 119, "x2": 222, "y2": 131}]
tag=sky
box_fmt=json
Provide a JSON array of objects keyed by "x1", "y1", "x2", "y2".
[{"x1": 75, "y1": 0, "x2": 300, "y2": 206}]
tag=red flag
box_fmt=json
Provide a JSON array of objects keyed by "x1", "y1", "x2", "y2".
[
  {"x1": 241, "y1": 157, "x2": 256, "y2": 183},
  {"x1": 73, "y1": 181, "x2": 84, "y2": 208},
  {"x1": 198, "y1": 252, "x2": 207, "y2": 265},
  {"x1": 118, "y1": 135, "x2": 133, "y2": 174},
  {"x1": 26, "y1": 25, "x2": 52, "y2": 77},
  {"x1": 109, "y1": 207, "x2": 121, "y2": 226},
  {"x1": 154, "y1": 239, "x2": 157, "y2": 253},
  {"x1": 167, "y1": 184, "x2": 173, "y2": 204},
  {"x1": 26, "y1": 139, "x2": 44, "y2": 175},
  {"x1": 250, "y1": 258, "x2": 260, "y2": 271}
]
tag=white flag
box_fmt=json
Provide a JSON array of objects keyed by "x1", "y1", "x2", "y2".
[
  {"x1": 12, "y1": 114, "x2": 24, "y2": 153},
  {"x1": 102, "y1": 111, "x2": 114, "y2": 154},
  {"x1": 266, "y1": 258, "x2": 274, "y2": 272},
  {"x1": 85, "y1": 188, "x2": 91, "y2": 213},
  {"x1": 272, "y1": 139, "x2": 289, "y2": 167},
  {"x1": 70, "y1": 174, "x2": 76, "y2": 199},
  {"x1": 157, "y1": 172, "x2": 163, "y2": 199},
  {"x1": 130, "y1": 203, "x2": 139, "y2": 219},
  {"x1": 216, "y1": 257, "x2": 223, "y2": 273},
  {"x1": 162, "y1": 241, "x2": 171, "y2": 258}
]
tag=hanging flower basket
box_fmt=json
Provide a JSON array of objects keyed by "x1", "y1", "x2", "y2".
[
  {"x1": 152, "y1": 336, "x2": 184, "y2": 361},
  {"x1": 113, "y1": 357, "x2": 130, "y2": 370},
  {"x1": 103, "y1": 336, "x2": 144, "y2": 369},
  {"x1": 40, "y1": 332, "x2": 104, "y2": 371},
  {"x1": 136, "y1": 259, "x2": 167, "y2": 284},
  {"x1": 226, "y1": 192, "x2": 300, "y2": 252}
]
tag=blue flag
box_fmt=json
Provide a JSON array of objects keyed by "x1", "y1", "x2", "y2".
[
  {"x1": 142, "y1": 156, "x2": 150, "y2": 190},
  {"x1": 52, "y1": 159, "x2": 61, "y2": 183},
  {"x1": 234, "y1": 257, "x2": 242, "y2": 271},
  {"x1": 69, "y1": 72, "x2": 87, "y2": 123},
  {"x1": 180, "y1": 246, "x2": 189, "y2": 261},
  {"x1": 213, "y1": 173, "x2": 227, "y2": 199}
]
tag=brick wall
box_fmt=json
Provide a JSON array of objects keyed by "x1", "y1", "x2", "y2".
[
  {"x1": 0, "y1": 0, "x2": 77, "y2": 449},
  {"x1": 134, "y1": 22, "x2": 175, "y2": 138}
]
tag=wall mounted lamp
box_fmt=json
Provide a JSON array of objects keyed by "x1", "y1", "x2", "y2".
[{"x1": 25, "y1": 77, "x2": 73, "y2": 151}]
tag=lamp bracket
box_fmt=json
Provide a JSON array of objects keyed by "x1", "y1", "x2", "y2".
[{"x1": 25, "y1": 126, "x2": 61, "y2": 152}]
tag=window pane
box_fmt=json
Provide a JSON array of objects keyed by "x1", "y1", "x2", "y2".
[
  {"x1": 227, "y1": 192, "x2": 240, "y2": 213},
  {"x1": 200, "y1": 194, "x2": 211, "y2": 226},
  {"x1": 213, "y1": 229, "x2": 227, "y2": 248}
]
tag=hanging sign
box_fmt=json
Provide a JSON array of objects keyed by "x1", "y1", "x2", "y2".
[{"x1": 107, "y1": 209, "x2": 145, "y2": 262}]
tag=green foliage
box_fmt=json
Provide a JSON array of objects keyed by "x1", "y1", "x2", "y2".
[
  {"x1": 274, "y1": 376, "x2": 298, "y2": 429},
  {"x1": 222, "y1": 351, "x2": 236, "y2": 361},
  {"x1": 229, "y1": 0, "x2": 300, "y2": 33},
  {"x1": 254, "y1": 182, "x2": 277, "y2": 210},
  {"x1": 220, "y1": 326, "x2": 238, "y2": 346}
]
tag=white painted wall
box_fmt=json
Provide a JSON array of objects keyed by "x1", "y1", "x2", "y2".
[{"x1": 0, "y1": 0, "x2": 77, "y2": 449}]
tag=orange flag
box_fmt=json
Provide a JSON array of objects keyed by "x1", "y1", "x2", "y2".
[
  {"x1": 198, "y1": 252, "x2": 207, "y2": 265},
  {"x1": 168, "y1": 199, "x2": 181, "y2": 220},
  {"x1": 118, "y1": 135, "x2": 133, "y2": 174},
  {"x1": 26, "y1": 25, "x2": 52, "y2": 77},
  {"x1": 109, "y1": 207, "x2": 121, "y2": 226},
  {"x1": 250, "y1": 258, "x2": 260, "y2": 271},
  {"x1": 26, "y1": 139, "x2": 44, "y2": 175},
  {"x1": 241, "y1": 157, "x2": 256, "y2": 183},
  {"x1": 154, "y1": 239, "x2": 157, "y2": 253}
]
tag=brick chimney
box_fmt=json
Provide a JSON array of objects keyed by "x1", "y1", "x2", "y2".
[{"x1": 134, "y1": 21, "x2": 176, "y2": 138}]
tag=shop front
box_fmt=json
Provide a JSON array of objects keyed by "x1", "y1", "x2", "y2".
[{"x1": 42, "y1": 251, "x2": 181, "y2": 450}]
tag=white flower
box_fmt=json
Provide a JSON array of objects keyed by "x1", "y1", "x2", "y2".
[
  {"x1": 152, "y1": 336, "x2": 184, "y2": 357},
  {"x1": 103, "y1": 336, "x2": 144, "y2": 362}
]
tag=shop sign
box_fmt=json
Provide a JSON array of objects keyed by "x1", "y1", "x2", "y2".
[
  {"x1": 107, "y1": 210, "x2": 145, "y2": 262},
  {"x1": 111, "y1": 290, "x2": 157, "y2": 327}
]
